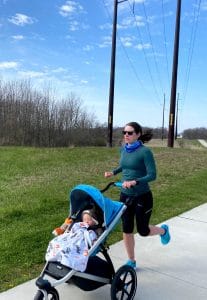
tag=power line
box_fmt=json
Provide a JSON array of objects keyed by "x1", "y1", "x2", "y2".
[
  {"x1": 127, "y1": 0, "x2": 163, "y2": 106},
  {"x1": 182, "y1": 0, "x2": 201, "y2": 104},
  {"x1": 101, "y1": 0, "x2": 150, "y2": 95},
  {"x1": 142, "y1": 1, "x2": 165, "y2": 98},
  {"x1": 102, "y1": 0, "x2": 168, "y2": 108},
  {"x1": 161, "y1": 0, "x2": 171, "y2": 90}
]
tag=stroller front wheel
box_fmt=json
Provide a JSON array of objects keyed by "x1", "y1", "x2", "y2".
[
  {"x1": 34, "y1": 288, "x2": 59, "y2": 300},
  {"x1": 110, "y1": 265, "x2": 137, "y2": 300}
]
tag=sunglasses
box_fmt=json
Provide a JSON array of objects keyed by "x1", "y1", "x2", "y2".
[{"x1": 122, "y1": 131, "x2": 135, "y2": 136}]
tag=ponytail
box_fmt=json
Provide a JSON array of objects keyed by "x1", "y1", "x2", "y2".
[{"x1": 138, "y1": 131, "x2": 153, "y2": 143}]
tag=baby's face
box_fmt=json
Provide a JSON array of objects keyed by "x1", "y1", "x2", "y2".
[{"x1": 83, "y1": 214, "x2": 94, "y2": 226}]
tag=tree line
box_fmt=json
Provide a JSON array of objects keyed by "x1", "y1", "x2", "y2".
[
  {"x1": 0, "y1": 79, "x2": 206, "y2": 147},
  {"x1": 182, "y1": 128, "x2": 207, "y2": 139},
  {"x1": 0, "y1": 79, "x2": 107, "y2": 147}
]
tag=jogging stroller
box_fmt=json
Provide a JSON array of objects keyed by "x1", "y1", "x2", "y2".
[{"x1": 34, "y1": 182, "x2": 137, "y2": 300}]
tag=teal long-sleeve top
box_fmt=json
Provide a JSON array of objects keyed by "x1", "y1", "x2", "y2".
[{"x1": 112, "y1": 144, "x2": 157, "y2": 196}]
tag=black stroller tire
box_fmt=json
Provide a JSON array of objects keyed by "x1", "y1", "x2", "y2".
[
  {"x1": 34, "y1": 288, "x2": 59, "y2": 300},
  {"x1": 34, "y1": 290, "x2": 44, "y2": 300},
  {"x1": 110, "y1": 265, "x2": 137, "y2": 300}
]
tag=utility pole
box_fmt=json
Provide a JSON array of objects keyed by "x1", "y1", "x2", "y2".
[
  {"x1": 175, "y1": 93, "x2": 179, "y2": 139},
  {"x1": 161, "y1": 93, "x2": 166, "y2": 140},
  {"x1": 168, "y1": 0, "x2": 182, "y2": 147},
  {"x1": 107, "y1": 0, "x2": 127, "y2": 147}
]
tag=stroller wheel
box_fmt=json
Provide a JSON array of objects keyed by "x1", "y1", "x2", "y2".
[
  {"x1": 110, "y1": 265, "x2": 137, "y2": 300},
  {"x1": 34, "y1": 288, "x2": 59, "y2": 300}
]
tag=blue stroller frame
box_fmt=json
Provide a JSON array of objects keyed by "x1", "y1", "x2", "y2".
[{"x1": 34, "y1": 182, "x2": 137, "y2": 300}]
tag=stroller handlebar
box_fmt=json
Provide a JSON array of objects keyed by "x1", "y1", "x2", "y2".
[
  {"x1": 100, "y1": 181, "x2": 122, "y2": 193},
  {"x1": 114, "y1": 182, "x2": 122, "y2": 188}
]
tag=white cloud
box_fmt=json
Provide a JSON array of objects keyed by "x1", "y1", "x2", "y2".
[
  {"x1": 0, "y1": 61, "x2": 19, "y2": 69},
  {"x1": 59, "y1": 1, "x2": 83, "y2": 17},
  {"x1": 133, "y1": 0, "x2": 145, "y2": 3},
  {"x1": 98, "y1": 36, "x2": 112, "y2": 48},
  {"x1": 51, "y1": 67, "x2": 67, "y2": 73},
  {"x1": 117, "y1": 16, "x2": 145, "y2": 30},
  {"x1": 135, "y1": 43, "x2": 151, "y2": 50},
  {"x1": 12, "y1": 35, "x2": 24, "y2": 40},
  {"x1": 120, "y1": 36, "x2": 135, "y2": 47},
  {"x1": 119, "y1": 17, "x2": 134, "y2": 28},
  {"x1": 68, "y1": 20, "x2": 89, "y2": 32},
  {"x1": 69, "y1": 20, "x2": 79, "y2": 31},
  {"x1": 99, "y1": 23, "x2": 112, "y2": 30},
  {"x1": 80, "y1": 80, "x2": 88, "y2": 84},
  {"x1": 18, "y1": 70, "x2": 45, "y2": 78},
  {"x1": 134, "y1": 15, "x2": 145, "y2": 26},
  {"x1": 83, "y1": 45, "x2": 94, "y2": 52},
  {"x1": 59, "y1": 2, "x2": 76, "y2": 16},
  {"x1": 8, "y1": 13, "x2": 35, "y2": 26}
]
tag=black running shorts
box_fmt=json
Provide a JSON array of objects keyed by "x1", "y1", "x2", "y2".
[{"x1": 120, "y1": 191, "x2": 153, "y2": 236}]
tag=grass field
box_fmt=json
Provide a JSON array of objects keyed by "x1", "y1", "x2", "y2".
[{"x1": 0, "y1": 141, "x2": 207, "y2": 292}]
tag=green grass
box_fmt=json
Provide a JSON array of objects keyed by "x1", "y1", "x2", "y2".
[{"x1": 0, "y1": 145, "x2": 207, "y2": 292}]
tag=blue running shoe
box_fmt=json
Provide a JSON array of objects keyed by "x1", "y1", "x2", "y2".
[
  {"x1": 160, "y1": 224, "x2": 171, "y2": 245},
  {"x1": 125, "y1": 259, "x2": 137, "y2": 270}
]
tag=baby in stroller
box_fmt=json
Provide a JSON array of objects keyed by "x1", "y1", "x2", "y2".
[
  {"x1": 52, "y1": 209, "x2": 98, "y2": 236},
  {"x1": 34, "y1": 183, "x2": 137, "y2": 300},
  {"x1": 45, "y1": 209, "x2": 100, "y2": 272}
]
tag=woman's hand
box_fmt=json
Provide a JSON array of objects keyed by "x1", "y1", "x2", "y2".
[
  {"x1": 122, "y1": 180, "x2": 137, "y2": 189},
  {"x1": 104, "y1": 171, "x2": 113, "y2": 178}
]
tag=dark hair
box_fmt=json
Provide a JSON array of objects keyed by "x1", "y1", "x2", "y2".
[{"x1": 125, "y1": 122, "x2": 153, "y2": 143}]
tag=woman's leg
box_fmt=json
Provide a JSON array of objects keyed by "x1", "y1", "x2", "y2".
[
  {"x1": 123, "y1": 232, "x2": 135, "y2": 262},
  {"x1": 149, "y1": 224, "x2": 171, "y2": 245},
  {"x1": 149, "y1": 225, "x2": 165, "y2": 236},
  {"x1": 135, "y1": 192, "x2": 166, "y2": 237},
  {"x1": 136, "y1": 192, "x2": 153, "y2": 237},
  {"x1": 120, "y1": 193, "x2": 136, "y2": 261}
]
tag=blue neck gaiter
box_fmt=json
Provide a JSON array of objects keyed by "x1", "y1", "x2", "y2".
[{"x1": 125, "y1": 140, "x2": 142, "y2": 153}]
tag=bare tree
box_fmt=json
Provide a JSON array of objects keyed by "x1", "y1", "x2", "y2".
[{"x1": 0, "y1": 79, "x2": 106, "y2": 147}]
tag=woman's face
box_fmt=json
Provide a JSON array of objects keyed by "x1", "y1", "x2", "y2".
[{"x1": 123, "y1": 125, "x2": 140, "y2": 144}]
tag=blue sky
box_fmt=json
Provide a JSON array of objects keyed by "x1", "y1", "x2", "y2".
[{"x1": 0, "y1": 0, "x2": 206, "y2": 132}]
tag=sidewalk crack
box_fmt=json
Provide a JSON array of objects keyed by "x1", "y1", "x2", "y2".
[{"x1": 177, "y1": 216, "x2": 207, "y2": 224}]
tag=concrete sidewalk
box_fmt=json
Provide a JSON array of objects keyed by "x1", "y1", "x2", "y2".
[
  {"x1": 1, "y1": 204, "x2": 207, "y2": 300},
  {"x1": 198, "y1": 139, "x2": 207, "y2": 147}
]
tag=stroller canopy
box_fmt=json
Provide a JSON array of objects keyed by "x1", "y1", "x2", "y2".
[{"x1": 69, "y1": 184, "x2": 124, "y2": 228}]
